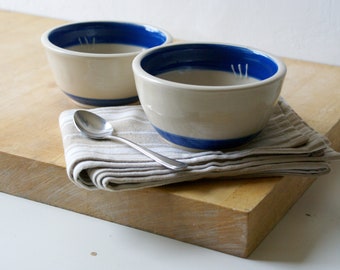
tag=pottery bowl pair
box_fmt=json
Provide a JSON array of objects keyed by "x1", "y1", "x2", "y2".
[{"x1": 42, "y1": 22, "x2": 286, "y2": 150}]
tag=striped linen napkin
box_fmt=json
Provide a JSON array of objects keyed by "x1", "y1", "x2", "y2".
[{"x1": 59, "y1": 98, "x2": 340, "y2": 191}]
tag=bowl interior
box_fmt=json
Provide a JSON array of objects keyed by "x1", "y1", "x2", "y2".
[
  {"x1": 48, "y1": 21, "x2": 169, "y2": 53},
  {"x1": 140, "y1": 43, "x2": 279, "y2": 86}
]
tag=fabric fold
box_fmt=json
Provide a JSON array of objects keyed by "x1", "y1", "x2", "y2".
[{"x1": 59, "y1": 98, "x2": 340, "y2": 191}]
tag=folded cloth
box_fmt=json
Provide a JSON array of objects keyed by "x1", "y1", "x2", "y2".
[{"x1": 59, "y1": 98, "x2": 340, "y2": 191}]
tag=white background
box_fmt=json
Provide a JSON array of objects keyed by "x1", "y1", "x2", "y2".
[
  {"x1": 1, "y1": 1, "x2": 339, "y2": 268},
  {"x1": 1, "y1": 0, "x2": 340, "y2": 66}
]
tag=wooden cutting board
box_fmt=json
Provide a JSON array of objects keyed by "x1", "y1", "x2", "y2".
[{"x1": 1, "y1": 10, "x2": 339, "y2": 257}]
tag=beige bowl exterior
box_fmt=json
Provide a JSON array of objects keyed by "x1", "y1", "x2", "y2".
[
  {"x1": 44, "y1": 49, "x2": 138, "y2": 101},
  {"x1": 135, "y1": 75, "x2": 284, "y2": 139}
]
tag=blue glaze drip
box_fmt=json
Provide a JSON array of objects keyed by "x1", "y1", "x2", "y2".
[
  {"x1": 64, "y1": 92, "x2": 139, "y2": 106},
  {"x1": 153, "y1": 125, "x2": 260, "y2": 150}
]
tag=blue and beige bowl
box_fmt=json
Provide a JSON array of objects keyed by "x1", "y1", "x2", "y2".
[
  {"x1": 41, "y1": 21, "x2": 172, "y2": 107},
  {"x1": 132, "y1": 43, "x2": 286, "y2": 150}
]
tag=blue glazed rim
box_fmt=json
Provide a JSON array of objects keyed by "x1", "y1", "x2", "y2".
[
  {"x1": 43, "y1": 21, "x2": 171, "y2": 56},
  {"x1": 141, "y1": 43, "x2": 278, "y2": 81},
  {"x1": 154, "y1": 125, "x2": 260, "y2": 150},
  {"x1": 64, "y1": 92, "x2": 139, "y2": 107},
  {"x1": 134, "y1": 42, "x2": 286, "y2": 89}
]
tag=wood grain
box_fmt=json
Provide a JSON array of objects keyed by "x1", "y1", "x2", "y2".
[{"x1": 1, "y1": 10, "x2": 339, "y2": 257}]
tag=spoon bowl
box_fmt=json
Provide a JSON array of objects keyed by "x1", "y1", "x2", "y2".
[
  {"x1": 74, "y1": 110, "x2": 113, "y2": 139},
  {"x1": 73, "y1": 110, "x2": 187, "y2": 170}
]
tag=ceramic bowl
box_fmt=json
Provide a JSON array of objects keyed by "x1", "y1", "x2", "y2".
[
  {"x1": 132, "y1": 43, "x2": 287, "y2": 150},
  {"x1": 41, "y1": 21, "x2": 172, "y2": 107}
]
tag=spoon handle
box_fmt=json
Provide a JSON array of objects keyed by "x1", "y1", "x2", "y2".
[{"x1": 108, "y1": 135, "x2": 187, "y2": 170}]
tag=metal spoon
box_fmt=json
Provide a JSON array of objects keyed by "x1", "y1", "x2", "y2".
[{"x1": 73, "y1": 110, "x2": 187, "y2": 170}]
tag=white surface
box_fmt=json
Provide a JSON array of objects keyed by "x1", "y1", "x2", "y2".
[
  {"x1": 1, "y1": 160, "x2": 339, "y2": 269},
  {"x1": 1, "y1": 0, "x2": 340, "y2": 66}
]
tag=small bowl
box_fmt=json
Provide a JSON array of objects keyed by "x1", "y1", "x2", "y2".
[
  {"x1": 132, "y1": 43, "x2": 286, "y2": 150},
  {"x1": 41, "y1": 21, "x2": 172, "y2": 107}
]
